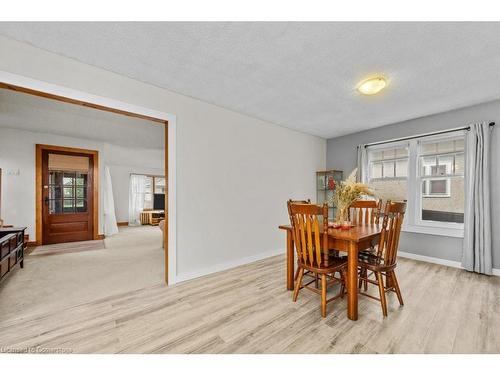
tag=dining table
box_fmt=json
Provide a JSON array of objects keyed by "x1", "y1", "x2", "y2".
[{"x1": 278, "y1": 223, "x2": 382, "y2": 321}]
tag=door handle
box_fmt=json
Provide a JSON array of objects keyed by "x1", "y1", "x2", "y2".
[{"x1": 44, "y1": 197, "x2": 49, "y2": 206}]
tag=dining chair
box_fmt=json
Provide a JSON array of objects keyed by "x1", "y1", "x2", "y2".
[
  {"x1": 287, "y1": 199, "x2": 311, "y2": 221},
  {"x1": 357, "y1": 200, "x2": 406, "y2": 317},
  {"x1": 289, "y1": 202, "x2": 347, "y2": 318},
  {"x1": 348, "y1": 199, "x2": 382, "y2": 225},
  {"x1": 348, "y1": 199, "x2": 383, "y2": 290},
  {"x1": 287, "y1": 199, "x2": 312, "y2": 282}
]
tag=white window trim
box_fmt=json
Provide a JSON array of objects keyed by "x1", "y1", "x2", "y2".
[
  {"x1": 366, "y1": 131, "x2": 466, "y2": 238},
  {"x1": 402, "y1": 223, "x2": 464, "y2": 238}
]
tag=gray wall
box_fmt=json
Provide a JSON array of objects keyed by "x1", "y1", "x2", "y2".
[{"x1": 327, "y1": 100, "x2": 500, "y2": 268}]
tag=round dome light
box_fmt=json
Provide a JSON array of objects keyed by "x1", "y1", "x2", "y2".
[{"x1": 357, "y1": 76, "x2": 387, "y2": 95}]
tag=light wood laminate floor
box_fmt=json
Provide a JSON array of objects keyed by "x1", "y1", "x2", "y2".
[{"x1": 0, "y1": 250, "x2": 499, "y2": 353}]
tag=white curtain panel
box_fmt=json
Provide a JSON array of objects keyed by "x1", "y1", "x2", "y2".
[
  {"x1": 103, "y1": 166, "x2": 119, "y2": 236},
  {"x1": 129, "y1": 174, "x2": 146, "y2": 226},
  {"x1": 356, "y1": 144, "x2": 368, "y2": 183},
  {"x1": 462, "y1": 123, "x2": 492, "y2": 275}
]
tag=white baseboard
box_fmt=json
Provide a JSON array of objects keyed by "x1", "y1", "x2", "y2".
[
  {"x1": 398, "y1": 251, "x2": 500, "y2": 276},
  {"x1": 173, "y1": 248, "x2": 500, "y2": 284},
  {"x1": 398, "y1": 251, "x2": 462, "y2": 268},
  {"x1": 173, "y1": 248, "x2": 283, "y2": 284}
]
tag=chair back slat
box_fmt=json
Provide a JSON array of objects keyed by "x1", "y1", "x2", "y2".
[
  {"x1": 349, "y1": 199, "x2": 382, "y2": 225},
  {"x1": 306, "y1": 215, "x2": 314, "y2": 264},
  {"x1": 377, "y1": 201, "x2": 406, "y2": 266},
  {"x1": 289, "y1": 202, "x2": 328, "y2": 267},
  {"x1": 287, "y1": 199, "x2": 311, "y2": 223},
  {"x1": 298, "y1": 214, "x2": 307, "y2": 264},
  {"x1": 313, "y1": 216, "x2": 322, "y2": 266},
  {"x1": 291, "y1": 215, "x2": 304, "y2": 264}
]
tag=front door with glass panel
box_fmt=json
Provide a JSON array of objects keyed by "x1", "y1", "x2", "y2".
[{"x1": 42, "y1": 150, "x2": 94, "y2": 244}]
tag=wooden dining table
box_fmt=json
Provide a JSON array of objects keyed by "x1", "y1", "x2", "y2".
[{"x1": 279, "y1": 223, "x2": 382, "y2": 321}]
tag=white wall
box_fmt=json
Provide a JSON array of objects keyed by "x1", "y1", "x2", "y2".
[
  {"x1": 0, "y1": 36, "x2": 326, "y2": 281},
  {"x1": 0, "y1": 127, "x2": 164, "y2": 239}
]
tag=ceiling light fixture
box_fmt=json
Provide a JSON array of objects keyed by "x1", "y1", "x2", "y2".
[{"x1": 357, "y1": 76, "x2": 387, "y2": 95}]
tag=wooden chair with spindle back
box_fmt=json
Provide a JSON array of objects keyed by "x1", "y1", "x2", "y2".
[
  {"x1": 287, "y1": 199, "x2": 312, "y2": 281},
  {"x1": 289, "y1": 202, "x2": 347, "y2": 318},
  {"x1": 287, "y1": 199, "x2": 311, "y2": 223},
  {"x1": 348, "y1": 199, "x2": 382, "y2": 225},
  {"x1": 357, "y1": 200, "x2": 406, "y2": 317},
  {"x1": 348, "y1": 199, "x2": 382, "y2": 290}
]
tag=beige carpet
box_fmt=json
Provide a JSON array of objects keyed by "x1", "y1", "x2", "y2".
[
  {"x1": 0, "y1": 226, "x2": 164, "y2": 321},
  {"x1": 30, "y1": 239, "x2": 105, "y2": 257}
]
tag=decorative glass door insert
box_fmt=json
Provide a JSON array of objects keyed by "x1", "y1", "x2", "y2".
[{"x1": 48, "y1": 171, "x2": 88, "y2": 214}]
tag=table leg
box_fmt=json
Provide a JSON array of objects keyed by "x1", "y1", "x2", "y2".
[
  {"x1": 286, "y1": 230, "x2": 294, "y2": 291},
  {"x1": 347, "y1": 241, "x2": 358, "y2": 321}
]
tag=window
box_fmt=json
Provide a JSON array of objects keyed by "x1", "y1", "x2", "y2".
[
  {"x1": 154, "y1": 177, "x2": 166, "y2": 194},
  {"x1": 143, "y1": 176, "x2": 154, "y2": 209},
  {"x1": 47, "y1": 154, "x2": 89, "y2": 214},
  {"x1": 422, "y1": 178, "x2": 450, "y2": 197},
  {"x1": 367, "y1": 143, "x2": 409, "y2": 203},
  {"x1": 417, "y1": 136, "x2": 465, "y2": 225},
  {"x1": 48, "y1": 171, "x2": 88, "y2": 213},
  {"x1": 365, "y1": 131, "x2": 466, "y2": 237},
  {"x1": 129, "y1": 174, "x2": 165, "y2": 211}
]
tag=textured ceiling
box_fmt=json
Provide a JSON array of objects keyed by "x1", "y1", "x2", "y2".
[
  {"x1": 0, "y1": 88, "x2": 164, "y2": 149},
  {"x1": 1, "y1": 22, "x2": 500, "y2": 138}
]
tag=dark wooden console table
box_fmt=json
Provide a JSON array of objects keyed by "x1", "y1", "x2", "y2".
[{"x1": 0, "y1": 227, "x2": 26, "y2": 284}]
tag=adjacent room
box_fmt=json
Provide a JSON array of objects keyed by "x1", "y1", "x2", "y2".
[
  {"x1": 0, "y1": 87, "x2": 167, "y2": 317},
  {"x1": 0, "y1": 21, "x2": 499, "y2": 355}
]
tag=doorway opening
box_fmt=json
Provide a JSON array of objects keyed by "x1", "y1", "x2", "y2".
[{"x1": 0, "y1": 77, "x2": 175, "y2": 285}]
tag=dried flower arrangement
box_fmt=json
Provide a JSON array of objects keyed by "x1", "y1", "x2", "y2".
[{"x1": 328, "y1": 168, "x2": 373, "y2": 222}]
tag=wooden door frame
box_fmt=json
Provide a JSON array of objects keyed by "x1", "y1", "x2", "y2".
[
  {"x1": 35, "y1": 144, "x2": 100, "y2": 245},
  {"x1": 0, "y1": 72, "x2": 175, "y2": 285}
]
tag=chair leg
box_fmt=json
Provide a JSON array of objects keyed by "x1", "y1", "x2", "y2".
[
  {"x1": 321, "y1": 274, "x2": 327, "y2": 317},
  {"x1": 391, "y1": 271, "x2": 404, "y2": 306},
  {"x1": 340, "y1": 269, "x2": 346, "y2": 298},
  {"x1": 358, "y1": 268, "x2": 368, "y2": 290},
  {"x1": 293, "y1": 267, "x2": 304, "y2": 302},
  {"x1": 363, "y1": 269, "x2": 368, "y2": 291},
  {"x1": 294, "y1": 265, "x2": 300, "y2": 280},
  {"x1": 376, "y1": 271, "x2": 388, "y2": 317}
]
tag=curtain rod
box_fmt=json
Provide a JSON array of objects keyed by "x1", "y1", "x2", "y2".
[{"x1": 362, "y1": 122, "x2": 495, "y2": 148}]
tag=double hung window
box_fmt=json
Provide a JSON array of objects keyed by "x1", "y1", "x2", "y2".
[{"x1": 365, "y1": 131, "x2": 466, "y2": 237}]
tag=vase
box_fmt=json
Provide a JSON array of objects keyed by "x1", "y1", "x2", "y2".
[{"x1": 336, "y1": 207, "x2": 348, "y2": 223}]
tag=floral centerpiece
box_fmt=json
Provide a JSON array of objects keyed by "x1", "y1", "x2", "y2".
[{"x1": 328, "y1": 168, "x2": 373, "y2": 223}]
